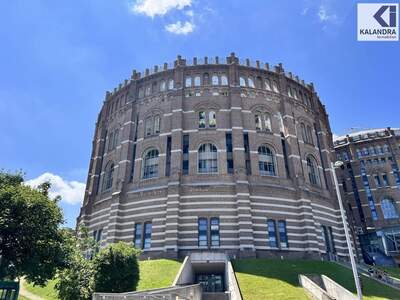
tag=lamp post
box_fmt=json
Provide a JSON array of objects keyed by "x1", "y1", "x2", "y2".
[{"x1": 331, "y1": 161, "x2": 363, "y2": 300}]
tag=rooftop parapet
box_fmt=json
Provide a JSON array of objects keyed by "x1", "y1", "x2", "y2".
[{"x1": 107, "y1": 53, "x2": 313, "y2": 96}]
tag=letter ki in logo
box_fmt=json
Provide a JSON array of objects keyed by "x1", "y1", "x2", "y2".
[
  {"x1": 373, "y1": 5, "x2": 396, "y2": 27},
  {"x1": 357, "y1": 3, "x2": 399, "y2": 41}
]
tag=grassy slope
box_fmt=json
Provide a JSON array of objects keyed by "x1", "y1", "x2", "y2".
[
  {"x1": 137, "y1": 259, "x2": 182, "y2": 291},
  {"x1": 381, "y1": 267, "x2": 400, "y2": 280},
  {"x1": 233, "y1": 259, "x2": 400, "y2": 300},
  {"x1": 23, "y1": 259, "x2": 182, "y2": 299},
  {"x1": 23, "y1": 278, "x2": 58, "y2": 300}
]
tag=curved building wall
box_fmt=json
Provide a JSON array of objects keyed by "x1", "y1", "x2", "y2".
[{"x1": 78, "y1": 53, "x2": 348, "y2": 259}]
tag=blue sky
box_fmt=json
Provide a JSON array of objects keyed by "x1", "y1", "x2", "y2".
[{"x1": 0, "y1": 0, "x2": 399, "y2": 228}]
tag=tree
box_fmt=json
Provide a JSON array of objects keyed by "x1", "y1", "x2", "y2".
[
  {"x1": 93, "y1": 242, "x2": 140, "y2": 293},
  {"x1": 0, "y1": 171, "x2": 70, "y2": 285},
  {"x1": 55, "y1": 225, "x2": 96, "y2": 300}
]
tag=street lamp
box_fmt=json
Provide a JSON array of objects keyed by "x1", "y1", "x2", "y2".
[{"x1": 331, "y1": 161, "x2": 363, "y2": 300}]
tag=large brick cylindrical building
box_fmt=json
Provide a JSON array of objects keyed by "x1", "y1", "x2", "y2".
[{"x1": 78, "y1": 53, "x2": 348, "y2": 260}]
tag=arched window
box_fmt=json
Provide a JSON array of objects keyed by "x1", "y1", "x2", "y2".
[
  {"x1": 383, "y1": 144, "x2": 390, "y2": 153},
  {"x1": 362, "y1": 147, "x2": 369, "y2": 156},
  {"x1": 381, "y1": 198, "x2": 399, "y2": 219},
  {"x1": 375, "y1": 145, "x2": 382, "y2": 154},
  {"x1": 369, "y1": 146, "x2": 375, "y2": 155},
  {"x1": 258, "y1": 145, "x2": 276, "y2": 176},
  {"x1": 209, "y1": 111, "x2": 216, "y2": 128},
  {"x1": 168, "y1": 79, "x2": 174, "y2": 90},
  {"x1": 103, "y1": 162, "x2": 114, "y2": 191},
  {"x1": 300, "y1": 123, "x2": 307, "y2": 143},
  {"x1": 145, "y1": 86, "x2": 151, "y2": 96},
  {"x1": 265, "y1": 79, "x2": 271, "y2": 91},
  {"x1": 142, "y1": 149, "x2": 159, "y2": 179},
  {"x1": 221, "y1": 75, "x2": 228, "y2": 85},
  {"x1": 307, "y1": 156, "x2": 320, "y2": 186},
  {"x1": 248, "y1": 77, "x2": 255, "y2": 88},
  {"x1": 239, "y1": 77, "x2": 246, "y2": 87},
  {"x1": 287, "y1": 86, "x2": 293, "y2": 97},
  {"x1": 185, "y1": 76, "x2": 192, "y2": 87},
  {"x1": 108, "y1": 131, "x2": 114, "y2": 151},
  {"x1": 198, "y1": 143, "x2": 218, "y2": 174},
  {"x1": 194, "y1": 76, "x2": 201, "y2": 86},
  {"x1": 212, "y1": 75, "x2": 219, "y2": 85},
  {"x1": 160, "y1": 80, "x2": 166, "y2": 92}
]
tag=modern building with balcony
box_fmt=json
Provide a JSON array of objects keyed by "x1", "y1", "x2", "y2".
[
  {"x1": 77, "y1": 53, "x2": 348, "y2": 264},
  {"x1": 334, "y1": 128, "x2": 400, "y2": 266}
]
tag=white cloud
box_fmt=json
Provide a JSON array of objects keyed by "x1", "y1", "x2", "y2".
[
  {"x1": 26, "y1": 172, "x2": 85, "y2": 205},
  {"x1": 132, "y1": 0, "x2": 192, "y2": 17},
  {"x1": 318, "y1": 4, "x2": 337, "y2": 22},
  {"x1": 165, "y1": 21, "x2": 194, "y2": 35}
]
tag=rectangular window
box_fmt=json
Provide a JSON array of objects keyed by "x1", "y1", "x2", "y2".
[
  {"x1": 209, "y1": 111, "x2": 216, "y2": 128},
  {"x1": 210, "y1": 217, "x2": 220, "y2": 247},
  {"x1": 96, "y1": 228, "x2": 103, "y2": 243},
  {"x1": 281, "y1": 133, "x2": 290, "y2": 178},
  {"x1": 198, "y1": 218, "x2": 208, "y2": 247},
  {"x1": 182, "y1": 134, "x2": 189, "y2": 175},
  {"x1": 154, "y1": 115, "x2": 160, "y2": 134},
  {"x1": 130, "y1": 144, "x2": 137, "y2": 181},
  {"x1": 165, "y1": 136, "x2": 171, "y2": 177},
  {"x1": 226, "y1": 133, "x2": 234, "y2": 174},
  {"x1": 144, "y1": 222, "x2": 152, "y2": 249},
  {"x1": 267, "y1": 219, "x2": 278, "y2": 248},
  {"x1": 383, "y1": 173, "x2": 389, "y2": 186},
  {"x1": 199, "y1": 111, "x2": 206, "y2": 128},
  {"x1": 278, "y1": 220, "x2": 288, "y2": 248},
  {"x1": 134, "y1": 223, "x2": 143, "y2": 249},
  {"x1": 374, "y1": 175, "x2": 381, "y2": 187},
  {"x1": 243, "y1": 133, "x2": 251, "y2": 175},
  {"x1": 145, "y1": 117, "x2": 152, "y2": 136},
  {"x1": 328, "y1": 227, "x2": 336, "y2": 254}
]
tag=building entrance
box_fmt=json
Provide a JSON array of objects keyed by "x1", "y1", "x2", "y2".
[{"x1": 196, "y1": 274, "x2": 224, "y2": 293}]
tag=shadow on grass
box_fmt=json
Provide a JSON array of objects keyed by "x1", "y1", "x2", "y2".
[{"x1": 232, "y1": 258, "x2": 400, "y2": 300}]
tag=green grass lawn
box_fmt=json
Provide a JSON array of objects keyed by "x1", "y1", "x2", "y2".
[
  {"x1": 233, "y1": 259, "x2": 400, "y2": 300},
  {"x1": 23, "y1": 278, "x2": 58, "y2": 300},
  {"x1": 137, "y1": 259, "x2": 182, "y2": 290},
  {"x1": 22, "y1": 259, "x2": 182, "y2": 299}
]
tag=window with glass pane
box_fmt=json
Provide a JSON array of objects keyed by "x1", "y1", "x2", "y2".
[
  {"x1": 221, "y1": 75, "x2": 228, "y2": 85},
  {"x1": 198, "y1": 218, "x2": 208, "y2": 247},
  {"x1": 144, "y1": 222, "x2": 152, "y2": 249},
  {"x1": 182, "y1": 134, "x2": 189, "y2": 175},
  {"x1": 258, "y1": 145, "x2": 276, "y2": 176},
  {"x1": 185, "y1": 77, "x2": 192, "y2": 87},
  {"x1": 103, "y1": 162, "x2": 114, "y2": 190},
  {"x1": 194, "y1": 76, "x2": 201, "y2": 86},
  {"x1": 154, "y1": 115, "x2": 160, "y2": 134},
  {"x1": 264, "y1": 114, "x2": 271, "y2": 131},
  {"x1": 210, "y1": 218, "x2": 220, "y2": 247},
  {"x1": 287, "y1": 86, "x2": 293, "y2": 97},
  {"x1": 265, "y1": 79, "x2": 271, "y2": 90},
  {"x1": 198, "y1": 143, "x2": 218, "y2": 174},
  {"x1": 239, "y1": 77, "x2": 246, "y2": 87},
  {"x1": 374, "y1": 175, "x2": 381, "y2": 187},
  {"x1": 267, "y1": 219, "x2": 278, "y2": 247},
  {"x1": 255, "y1": 114, "x2": 262, "y2": 130},
  {"x1": 203, "y1": 73, "x2": 209, "y2": 85},
  {"x1": 199, "y1": 111, "x2": 206, "y2": 128},
  {"x1": 209, "y1": 111, "x2": 216, "y2": 128},
  {"x1": 113, "y1": 129, "x2": 119, "y2": 149},
  {"x1": 272, "y1": 81, "x2": 279, "y2": 93},
  {"x1": 278, "y1": 220, "x2": 288, "y2": 248},
  {"x1": 145, "y1": 86, "x2": 151, "y2": 96},
  {"x1": 301, "y1": 123, "x2": 307, "y2": 143},
  {"x1": 307, "y1": 156, "x2": 320, "y2": 185},
  {"x1": 134, "y1": 223, "x2": 142, "y2": 249},
  {"x1": 142, "y1": 149, "x2": 159, "y2": 179},
  {"x1": 383, "y1": 174, "x2": 389, "y2": 186},
  {"x1": 168, "y1": 79, "x2": 174, "y2": 90},
  {"x1": 248, "y1": 77, "x2": 255, "y2": 88},
  {"x1": 160, "y1": 81, "x2": 166, "y2": 91},
  {"x1": 212, "y1": 75, "x2": 219, "y2": 85},
  {"x1": 138, "y1": 87, "x2": 144, "y2": 98},
  {"x1": 108, "y1": 132, "x2": 114, "y2": 151},
  {"x1": 383, "y1": 144, "x2": 390, "y2": 153},
  {"x1": 145, "y1": 117, "x2": 153, "y2": 136},
  {"x1": 381, "y1": 199, "x2": 399, "y2": 219},
  {"x1": 306, "y1": 126, "x2": 314, "y2": 144}
]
